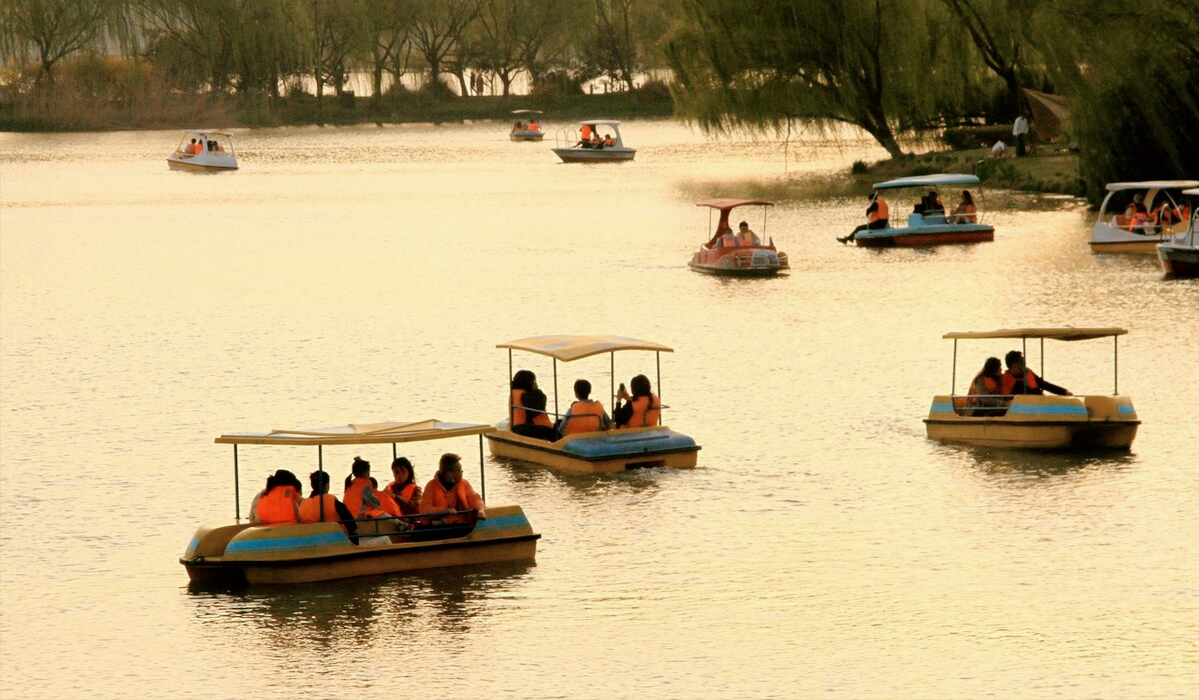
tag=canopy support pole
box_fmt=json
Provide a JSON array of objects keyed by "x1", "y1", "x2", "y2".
[
  {"x1": 1040, "y1": 338, "x2": 1045, "y2": 376},
  {"x1": 951, "y1": 340, "x2": 957, "y2": 394},
  {"x1": 610, "y1": 352, "x2": 616, "y2": 410},
  {"x1": 1114, "y1": 335, "x2": 1119, "y2": 395},
  {"x1": 478, "y1": 435, "x2": 486, "y2": 501},
  {"x1": 552, "y1": 359, "x2": 559, "y2": 419},
  {"x1": 656, "y1": 352, "x2": 663, "y2": 405},
  {"x1": 507, "y1": 349, "x2": 513, "y2": 422},
  {"x1": 318, "y1": 445, "x2": 325, "y2": 520},
  {"x1": 233, "y1": 445, "x2": 240, "y2": 520}
]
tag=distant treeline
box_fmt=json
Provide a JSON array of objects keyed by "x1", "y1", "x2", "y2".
[{"x1": 2, "y1": 0, "x2": 1196, "y2": 200}]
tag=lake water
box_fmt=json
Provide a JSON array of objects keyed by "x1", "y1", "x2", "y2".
[{"x1": 1, "y1": 121, "x2": 1196, "y2": 700}]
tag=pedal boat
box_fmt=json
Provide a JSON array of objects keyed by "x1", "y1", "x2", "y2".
[
  {"x1": 851, "y1": 174, "x2": 994, "y2": 247},
  {"x1": 551, "y1": 120, "x2": 636, "y2": 163},
  {"x1": 486, "y1": 335, "x2": 700, "y2": 473},
  {"x1": 924, "y1": 328, "x2": 1139, "y2": 451},
  {"x1": 166, "y1": 129, "x2": 239, "y2": 172},
  {"x1": 181, "y1": 419, "x2": 540, "y2": 586},
  {"x1": 1090, "y1": 180, "x2": 1197, "y2": 253},
  {"x1": 689, "y1": 199, "x2": 790, "y2": 277},
  {"x1": 1157, "y1": 187, "x2": 1199, "y2": 276},
  {"x1": 509, "y1": 109, "x2": 545, "y2": 141}
]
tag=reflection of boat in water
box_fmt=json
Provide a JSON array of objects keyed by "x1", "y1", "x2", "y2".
[
  {"x1": 486, "y1": 335, "x2": 700, "y2": 473},
  {"x1": 551, "y1": 120, "x2": 635, "y2": 163},
  {"x1": 1090, "y1": 180, "x2": 1197, "y2": 253},
  {"x1": 689, "y1": 199, "x2": 789, "y2": 277},
  {"x1": 509, "y1": 109, "x2": 544, "y2": 141},
  {"x1": 181, "y1": 420, "x2": 539, "y2": 586},
  {"x1": 166, "y1": 129, "x2": 239, "y2": 172},
  {"x1": 851, "y1": 174, "x2": 994, "y2": 247},
  {"x1": 924, "y1": 328, "x2": 1140, "y2": 451},
  {"x1": 1157, "y1": 187, "x2": 1199, "y2": 277}
]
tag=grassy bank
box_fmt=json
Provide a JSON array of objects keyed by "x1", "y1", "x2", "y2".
[{"x1": 852, "y1": 148, "x2": 1084, "y2": 197}]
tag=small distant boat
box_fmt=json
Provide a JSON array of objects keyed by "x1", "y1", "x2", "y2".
[
  {"x1": 551, "y1": 120, "x2": 636, "y2": 163},
  {"x1": 486, "y1": 335, "x2": 699, "y2": 473},
  {"x1": 510, "y1": 109, "x2": 544, "y2": 142},
  {"x1": 1090, "y1": 180, "x2": 1197, "y2": 253},
  {"x1": 1157, "y1": 187, "x2": 1199, "y2": 277},
  {"x1": 167, "y1": 129, "x2": 238, "y2": 172},
  {"x1": 924, "y1": 327, "x2": 1140, "y2": 451},
  {"x1": 849, "y1": 174, "x2": 994, "y2": 247},
  {"x1": 689, "y1": 199, "x2": 789, "y2": 277},
  {"x1": 181, "y1": 419, "x2": 539, "y2": 586}
]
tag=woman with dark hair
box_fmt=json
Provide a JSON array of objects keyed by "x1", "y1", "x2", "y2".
[
  {"x1": 613, "y1": 374, "x2": 661, "y2": 429},
  {"x1": 509, "y1": 369, "x2": 539, "y2": 427},
  {"x1": 385, "y1": 457, "x2": 422, "y2": 515},
  {"x1": 252, "y1": 469, "x2": 303, "y2": 525},
  {"x1": 952, "y1": 190, "x2": 977, "y2": 224},
  {"x1": 343, "y1": 456, "x2": 403, "y2": 521},
  {"x1": 419, "y1": 453, "x2": 486, "y2": 523},
  {"x1": 299, "y1": 471, "x2": 357, "y2": 535},
  {"x1": 966, "y1": 356, "x2": 1005, "y2": 415},
  {"x1": 512, "y1": 387, "x2": 557, "y2": 440}
]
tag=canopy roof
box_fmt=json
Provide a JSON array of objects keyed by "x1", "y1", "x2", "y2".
[
  {"x1": 1184, "y1": 188, "x2": 1199, "y2": 196},
  {"x1": 511, "y1": 109, "x2": 542, "y2": 115},
  {"x1": 578, "y1": 119, "x2": 621, "y2": 127},
  {"x1": 943, "y1": 327, "x2": 1128, "y2": 341},
  {"x1": 215, "y1": 420, "x2": 491, "y2": 446},
  {"x1": 184, "y1": 129, "x2": 234, "y2": 137},
  {"x1": 696, "y1": 199, "x2": 775, "y2": 211},
  {"x1": 1104, "y1": 180, "x2": 1199, "y2": 191},
  {"x1": 874, "y1": 174, "x2": 980, "y2": 190},
  {"x1": 498, "y1": 334, "x2": 673, "y2": 362}
]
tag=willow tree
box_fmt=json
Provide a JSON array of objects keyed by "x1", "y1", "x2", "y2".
[
  {"x1": 667, "y1": 0, "x2": 965, "y2": 158},
  {"x1": 0, "y1": 0, "x2": 129, "y2": 85},
  {"x1": 939, "y1": 0, "x2": 1039, "y2": 120}
]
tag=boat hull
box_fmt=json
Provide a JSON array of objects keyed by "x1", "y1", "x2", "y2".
[
  {"x1": 510, "y1": 132, "x2": 545, "y2": 142},
  {"x1": 167, "y1": 156, "x2": 238, "y2": 172},
  {"x1": 1089, "y1": 222, "x2": 1185, "y2": 253},
  {"x1": 856, "y1": 224, "x2": 994, "y2": 247},
  {"x1": 689, "y1": 246, "x2": 788, "y2": 277},
  {"x1": 487, "y1": 426, "x2": 699, "y2": 473},
  {"x1": 924, "y1": 394, "x2": 1139, "y2": 450},
  {"x1": 180, "y1": 505, "x2": 539, "y2": 586},
  {"x1": 1157, "y1": 243, "x2": 1199, "y2": 277},
  {"x1": 552, "y1": 147, "x2": 636, "y2": 163}
]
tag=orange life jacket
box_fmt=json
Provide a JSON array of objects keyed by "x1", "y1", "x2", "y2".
[
  {"x1": 870, "y1": 198, "x2": 889, "y2": 223},
  {"x1": 299, "y1": 494, "x2": 339, "y2": 523},
  {"x1": 580, "y1": 124, "x2": 592, "y2": 141},
  {"x1": 510, "y1": 389, "x2": 527, "y2": 426},
  {"x1": 626, "y1": 394, "x2": 661, "y2": 428},
  {"x1": 419, "y1": 477, "x2": 485, "y2": 522},
  {"x1": 256, "y1": 485, "x2": 300, "y2": 524},
  {"x1": 960, "y1": 203, "x2": 977, "y2": 223},
  {"x1": 387, "y1": 481, "x2": 421, "y2": 514},
  {"x1": 721, "y1": 232, "x2": 738, "y2": 247},
  {"x1": 344, "y1": 476, "x2": 398, "y2": 519},
  {"x1": 738, "y1": 230, "x2": 757, "y2": 246},
  {"x1": 562, "y1": 400, "x2": 604, "y2": 435},
  {"x1": 1000, "y1": 369, "x2": 1039, "y2": 395}
]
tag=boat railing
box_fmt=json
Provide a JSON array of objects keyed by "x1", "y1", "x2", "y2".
[
  {"x1": 950, "y1": 394, "x2": 1012, "y2": 416},
  {"x1": 347, "y1": 510, "x2": 480, "y2": 543}
]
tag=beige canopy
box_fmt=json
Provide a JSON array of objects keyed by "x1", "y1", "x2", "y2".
[
  {"x1": 215, "y1": 420, "x2": 492, "y2": 446},
  {"x1": 943, "y1": 327, "x2": 1128, "y2": 341},
  {"x1": 497, "y1": 335, "x2": 674, "y2": 362}
]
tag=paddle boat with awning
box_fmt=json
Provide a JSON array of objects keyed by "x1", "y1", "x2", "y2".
[
  {"x1": 847, "y1": 174, "x2": 993, "y2": 247},
  {"x1": 924, "y1": 328, "x2": 1139, "y2": 451},
  {"x1": 181, "y1": 419, "x2": 539, "y2": 586},
  {"x1": 510, "y1": 110, "x2": 545, "y2": 141},
  {"x1": 551, "y1": 120, "x2": 636, "y2": 163},
  {"x1": 1157, "y1": 187, "x2": 1199, "y2": 277},
  {"x1": 689, "y1": 199, "x2": 790, "y2": 277},
  {"x1": 167, "y1": 129, "x2": 238, "y2": 172},
  {"x1": 486, "y1": 335, "x2": 699, "y2": 473},
  {"x1": 1090, "y1": 180, "x2": 1197, "y2": 253}
]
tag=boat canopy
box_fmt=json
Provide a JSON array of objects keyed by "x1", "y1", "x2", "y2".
[
  {"x1": 578, "y1": 119, "x2": 621, "y2": 127},
  {"x1": 943, "y1": 327, "x2": 1128, "y2": 341},
  {"x1": 1104, "y1": 180, "x2": 1199, "y2": 192},
  {"x1": 696, "y1": 199, "x2": 774, "y2": 211},
  {"x1": 184, "y1": 129, "x2": 234, "y2": 138},
  {"x1": 215, "y1": 420, "x2": 492, "y2": 446},
  {"x1": 874, "y1": 174, "x2": 980, "y2": 190},
  {"x1": 1182, "y1": 188, "x2": 1199, "y2": 196},
  {"x1": 511, "y1": 109, "x2": 542, "y2": 115},
  {"x1": 498, "y1": 334, "x2": 673, "y2": 362}
]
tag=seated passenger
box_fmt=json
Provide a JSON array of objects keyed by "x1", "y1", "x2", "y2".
[
  {"x1": 952, "y1": 190, "x2": 977, "y2": 224},
  {"x1": 558, "y1": 379, "x2": 612, "y2": 437},
  {"x1": 509, "y1": 369, "x2": 539, "y2": 427},
  {"x1": 736, "y1": 221, "x2": 761, "y2": 246},
  {"x1": 1124, "y1": 194, "x2": 1151, "y2": 232},
  {"x1": 420, "y1": 453, "x2": 486, "y2": 522},
  {"x1": 253, "y1": 469, "x2": 303, "y2": 525},
  {"x1": 720, "y1": 226, "x2": 738, "y2": 248},
  {"x1": 1153, "y1": 200, "x2": 1181, "y2": 228},
  {"x1": 965, "y1": 356, "x2": 1006, "y2": 416},
  {"x1": 602, "y1": 134, "x2": 615, "y2": 147},
  {"x1": 299, "y1": 470, "x2": 357, "y2": 535},
  {"x1": 1000, "y1": 350, "x2": 1072, "y2": 396},
  {"x1": 838, "y1": 192, "x2": 889, "y2": 244},
  {"x1": 385, "y1": 457, "x2": 423, "y2": 515},
  {"x1": 512, "y1": 388, "x2": 557, "y2": 440},
  {"x1": 919, "y1": 190, "x2": 944, "y2": 215},
  {"x1": 343, "y1": 456, "x2": 405, "y2": 522},
  {"x1": 529, "y1": 119, "x2": 540, "y2": 132},
  {"x1": 613, "y1": 374, "x2": 661, "y2": 429},
  {"x1": 577, "y1": 123, "x2": 593, "y2": 147}
]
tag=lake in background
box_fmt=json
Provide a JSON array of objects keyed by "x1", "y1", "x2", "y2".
[{"x1": 1, "y1": 121, "x2": 1196, "y2": 699}]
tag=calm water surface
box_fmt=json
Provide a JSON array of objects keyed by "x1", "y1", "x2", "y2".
[{"x1": 1, "y1": 122, "x2": 1196, "y2": 699}]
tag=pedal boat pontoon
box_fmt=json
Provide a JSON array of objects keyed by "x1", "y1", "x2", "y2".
[
  {"x1": 689, "y1": 199, "x2": 790, "y2": 277},
  {"x1": 486, "y1": 335, "x2": 700, "y2": 473},
  {"x1": 1156, "y1": 187, "x2": 1199, "y2": 277},
  {"x1": 510, "y1": 109, "x2": 545, "y2": 142},
  {"x1": 181, "y1": 420, "x2": 540, "y2": 586},
  {"x1": 924, "y1": 328, "x2": 1139, "y2": 451},
  {"x1": 1090, "y1": 180, "x2": 1198, "y2": 253},
  {"x1": 551, "y1": 120, "x2": 636, "y2": 163},
  {"x1": 166, "y1": 129, "x2": 239, "y2": 172},
  {"x1": 851, "y1": 174, "x2": 994, "y2": 247}
]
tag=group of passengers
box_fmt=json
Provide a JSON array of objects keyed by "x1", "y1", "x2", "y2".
[
  {"x1": 964, "y1": 350, "x2": 1071, "y2": 415},
  {"x1": 574, "y1": 123, "x2": 616, "y2": 148},
  {"x1": 182, "y1": 138, "x2": 225, "y2": 156},
  {"x1": 838, "y1": 189, "x2": 978, "y2": 243},
  {"x1": 713, "y1": 221, "x2": 762, "y2": 248},
  {"x1": 1122, "y1": 194, "x2": 1190, "y2": 234},
  {"x1": 249, "y1": 452, "x2": 485, "y2": 532},
  {"x1": 507, "y1": 369, "x2": 662, "y2": 442},
  {"x1": 513, "y1": 119, "x2": 540, "y2": 133}
]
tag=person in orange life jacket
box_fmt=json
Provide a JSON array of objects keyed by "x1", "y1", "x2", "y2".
[
  {"x1": 557, "y1": 379, "x2": 612, "y2": 438},
  {"x1": 385, "y1": 456, "x2": 422, "y2": 515},
  {"x1": 419, "y1": 453, "x2": 486, "y2": 522},
  {"x1": 1000, "y1": 350, "x2": 1071, "y2": 396},
  {"x1": 343, "y1": 456, "x2": 404, "y2": 521},
  {"x1": 1153, "y1": 200, "x2": 1181, "y2": 228},
  {"x1": 966, "y1": 356, "x2": 1006, "y2": 416},
  {"x1": 509, "y1": 369, "x2": 544, "y2": 428},
  {"x1": 513, "y1": 387, "x2": 557, "y2": 440},
  {"x1": 252, "y1": 469, "x2": 303, "y2": 524},
  {"x1": 838, "y1": 191, "x2": 889, "y2": 243},
  {"x1": 919, "y1": 189, "x2": 944, "y2": 215},
  {"x1": 736, "y1": 221, "x2": 761, "y2": 246},
  {"x1": 602, "y1": 134, "x2": 615, "y2": 147},
  {"x1": 719, "y1": 226, "x2": 738, "y2": 248},
  {"x1": 577, "y1": 123, "x2": 593, "y2": 147},
  {"x1": 613, "y1": 373, "x2": 661, "y2": 429},
  {"x1": 952, "y1": 190, "x2": 978, "y2": 224},
  {"x1": 1124, "y1": 194, "x2": 1151, "y2": 231},
  {"x1": 299, "y1": 470, "x2": 357, "y2": 536}
]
